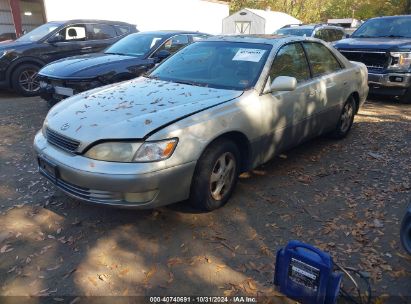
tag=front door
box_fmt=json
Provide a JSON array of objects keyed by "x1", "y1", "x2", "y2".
[
  {"x1": 45, "y1": 23, "x2": 90, "y2": 62},
  {"x1": 259, "y1": 42, "x2": 319, "y2": 163}
]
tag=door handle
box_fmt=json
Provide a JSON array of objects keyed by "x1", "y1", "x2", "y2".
[
  {"x1": 326, "y1": 81, "x2": 336, "y2": 88},
  {"x1": 307, "y1": 90, "x2": 317, "y2": 98},
  {"x1": 81, "y1": 46, "x2": 92, "y2": 50}
]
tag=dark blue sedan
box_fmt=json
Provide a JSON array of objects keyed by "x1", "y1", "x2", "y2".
[{"x1": 38, "y1": 30, "x2": 209, "y2": 107}]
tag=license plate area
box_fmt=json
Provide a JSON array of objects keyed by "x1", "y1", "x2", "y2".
[
  {"x1": 54, "y1": 86, "x2": 74, "y2": 96},
  {"x1": 38, "y1": 156, "x2": 58, "y2": 183}
]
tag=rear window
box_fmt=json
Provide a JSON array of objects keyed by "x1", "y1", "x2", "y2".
[
  {"x1": 115, "y1": 25, "x2": 130, "y2": 36},
  {"x1": 275, "y1": 27, "x2": 314, "y2": 37}
]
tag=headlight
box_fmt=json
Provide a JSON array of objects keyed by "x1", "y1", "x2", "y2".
[
  {"x1": 0, "y1": 50, "x2": 11, "y2": 59},
  {"x1": 84, "y1": 139, "x2": 178, "y2": 162},
  {"x1": 390, "y1": 52, "x2": 411, "y2": 71},
  {"x1": 42, "y1": 119, "x2": 48, "y2": 137},
  {"x1": 133, "y1": 139, "x2": 178, "y2": 162}
]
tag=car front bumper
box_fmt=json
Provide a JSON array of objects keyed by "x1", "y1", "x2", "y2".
[
  {"x1": 33, "y1": 131, "x2": 196, "y2": 208},
  {"x1": 368, "y1": 72, "x2": 411, "y2": 96}
]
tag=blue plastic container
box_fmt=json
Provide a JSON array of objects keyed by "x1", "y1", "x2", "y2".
[{"x1": 274, "y1": 240, "x2": 342, "y2": 304}]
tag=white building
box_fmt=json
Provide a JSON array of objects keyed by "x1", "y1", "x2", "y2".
[
  {"x1": 222, "y1": 8, "x2": 302, "y2": 35},
  {"x1": 43, "y1": 0, "x2": 229, "y2": 34}
]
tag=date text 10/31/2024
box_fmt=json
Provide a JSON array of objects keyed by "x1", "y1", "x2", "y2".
[{"x1": 149, "y1": 297, "x2": 258, "y2": 303}]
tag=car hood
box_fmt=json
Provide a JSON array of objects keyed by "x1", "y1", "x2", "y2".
[
  {"x1": 0, "y1": 40, "x2": 32, "y2": 51},
  {"x1": 39, "y1": 53, "x2": 142, "y2": 78},
  {"x1": 46, "y1": 77, "x2": 243, "y2": 144},
  {"x1": 335, "y1": 37, "x2": 411, "y2": 51}
]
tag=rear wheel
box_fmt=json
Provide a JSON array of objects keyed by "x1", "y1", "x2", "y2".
[
  {"x1": 190, "y1": 139, "x2": 240, "y2": 211},
  {"x1": 330, "y1": 96, "x2": 356, "y2": 139},
  {"x1": 11, "y1": 63, "x2": 41, "y2": 96}
]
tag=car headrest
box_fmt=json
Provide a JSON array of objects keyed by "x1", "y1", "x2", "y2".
[{"x1": 68, "y1": 28, "x2": 77, "y2": 37}]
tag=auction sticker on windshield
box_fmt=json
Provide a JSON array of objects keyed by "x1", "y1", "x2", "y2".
[{"x1": 232, "y1": 48, "x2": 266, "y2": 62}]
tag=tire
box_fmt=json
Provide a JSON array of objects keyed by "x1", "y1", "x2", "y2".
[
  {"x1": 46, "y1": 97, "x2": 59, "y2": 108},
  {"x1": 190, "y1": 139, "x2": 240, "y2": 211},
  {"x1": 330, "y1": 96, "x2": 356, "y2": 139},
  {"x1": 400, "y1": 209, "x2": 411, "y2": 255},
  {"x1": 11, "y1": 63, "x2": 41, "y2": 97},
  {"x1": 399, "y1": 88, "x2": 411, "y2": 104}
]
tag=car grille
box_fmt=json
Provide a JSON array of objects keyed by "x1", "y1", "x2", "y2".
[
  {"x1": 39, "y1": 167, "x2": 123, "y2": 203},
  {"x1": 46, "y1": 128, "x2": 80, "y2": 153},
  {"x1": 339, "y1": 49, "x2": 390, "y2": 72},
  {"x1": 57, "y1": 178, "x2": 123, "y2": 203}
]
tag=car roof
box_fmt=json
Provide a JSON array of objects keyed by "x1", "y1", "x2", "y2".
[
  {"x1": 135, "y1": 30, "x2": 209, "y2": 36},
  {"x1": 370, "y1": 15, "x2": 411, "y2": 20},
  {"x1": 48, "y1": 20, "x2": 135, "y2": 26},
  {"x1": 205, "y1": 34, "x2": 308, "y2": 45},
  {"x1": 281, "y1": 24, "x2": 344, "y2": 30}
]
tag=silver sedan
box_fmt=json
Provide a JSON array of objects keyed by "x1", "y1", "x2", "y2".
[{"x1": 34, "y1": 35, "x2": 368, "y2": 211}]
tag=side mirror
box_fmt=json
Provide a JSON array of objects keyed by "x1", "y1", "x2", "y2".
[
  {"x1": 345, "y1": 33, "x2": 350, "y2": 38},
  {"x1": 154, "y1": 49, "x2": 171, "y2": 63},
  {"x1": 48, "y1": 35, "x2": 64, "y2": 44},
  {"x1": 264, "y1": 76, "x2": 297, "y2": 94}
]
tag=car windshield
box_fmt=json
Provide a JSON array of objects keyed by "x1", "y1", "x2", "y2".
[
  {"x1": 105, "y1": 33, "x2": 165, "y2": 57},
  {"x1": 16, "y1": 22, "x2": 62, "y2": 42},
  {"x1": 275, "y1": 28, "x2": 314, "y2": 37},
  {"x1": 149, "y1": 41, "x2": 272, "y2": 90},
  {"x1": 352, "y1": 17, "x2": 411, "y2": 38}
]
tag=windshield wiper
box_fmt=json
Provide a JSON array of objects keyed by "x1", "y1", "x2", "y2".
[
  {"x1": 172, "y1": 80, "x2": 209, "y2": 87},
  {"x1": 352, "y1": 35, "x2": 375, "y2": 38},
  {"x1": 376, "y1": 35, "x2": 407, "y2": 38},
  {"x1": 104, "y1": 52, "x2": 125, "y2": 56}
]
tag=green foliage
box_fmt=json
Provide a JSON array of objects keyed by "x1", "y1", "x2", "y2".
[{"x1": 225, "y1": 0, "x2": 411, "y2": 23}]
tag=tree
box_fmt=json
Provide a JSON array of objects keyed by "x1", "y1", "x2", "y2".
[{"x1": 225, "y1": 0, "x2": 410, "y2": 23}]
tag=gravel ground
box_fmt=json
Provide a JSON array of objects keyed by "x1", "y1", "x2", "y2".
[{"x1": 0, "y1": 91, "x2": 410, "y2": 303}]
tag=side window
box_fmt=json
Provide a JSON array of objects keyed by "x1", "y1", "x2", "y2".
[
  {"x1": 335, "y1": 30, "x2": 345, "y2": 40},
  {"x1": 191, "y1": 34, "x2": 209, "y2": 42},
  {"x1": 304, "y1": 42, "x2": 342, "y2": 77},
  {"x1": 155, "y1": 35, "x2": 190, "y2": 54},
  {"x1": 115, "y1": 25, "x2": 130, "y2": 36},
  {"x1": 87, "y1": 24, "x2": 117, "y2": 40},
  {"x1": 269, "y1": 43, "x2": 311, "y2": 83},
  {"x1": 314, "y1": 29, "x2": 325, "y2": 40},
  {"x1": 57, "y1": 24, "x2": 86, "y2": 41}
]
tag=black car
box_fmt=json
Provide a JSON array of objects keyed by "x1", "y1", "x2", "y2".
[
  {"x1": 37, "y1": 30, "x2": 209, "y2": 106},
  {"x1": 0, "y1": 32, "x2": 16, "y2": 43},
  {"x1": 334, "y1": 15, "x2": 411, "y2": 103},
  {"x1": 0, "y1": 20, "x2": 137, "y2": 96}
]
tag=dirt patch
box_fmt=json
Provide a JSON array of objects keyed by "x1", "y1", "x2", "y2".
[{"x1": 0, "y1": 95, "x2": 410, "y2": 300}]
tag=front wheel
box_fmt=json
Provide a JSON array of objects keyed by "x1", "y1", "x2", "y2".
[
  {"x1": 399, "y1": 88, "x2": 411, "y2": 104},
  {"x1": 190, "y1": 139, "x2": 240, "y2": 211},
  {"x1": 400, "y1": 208, "x2": 411, "y2": 254},
  {"x1": 330, "y1": 96, "x2": 356, "y2": 139},
  {"x1": 11, "y1": 63, "x2": 41, "y2": 96}
]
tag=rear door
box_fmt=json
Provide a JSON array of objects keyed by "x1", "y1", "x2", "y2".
[
  {"x1": 302, "y1": 41, "x2": 347, "y2": 132},
  {"x1": 259, "y1": 42, "x2": 320, "y2": 162},
  {"x1": 85, "y1": 23, "x2": 120, "y2": 53}
]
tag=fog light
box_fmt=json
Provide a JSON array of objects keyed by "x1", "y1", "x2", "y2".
[{"x1": 124, "y1": 190, "x2": 157, "y2": 203}]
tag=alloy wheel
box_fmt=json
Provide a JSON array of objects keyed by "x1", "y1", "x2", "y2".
[
  {"x1": 209, "y1": 152, "x2": 237, "y2": 201},
  {"x1": 18, "y1": 69, "x2": 40, "y2": 93},
  {"x1": 340, "y1": 101, "x2": 354, "y2": 133}
]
